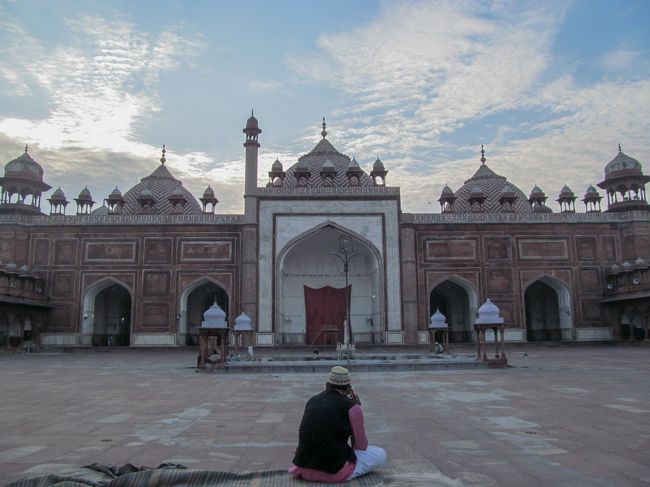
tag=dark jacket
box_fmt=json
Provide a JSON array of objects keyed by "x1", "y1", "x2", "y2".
[{"x1": 292, "y1": 389, "x2": 356, "y2": 473}]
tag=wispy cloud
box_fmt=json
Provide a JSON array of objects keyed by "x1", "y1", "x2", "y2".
[{"x1": 283, "y1": 0, "x2": 650, "y2": 212}]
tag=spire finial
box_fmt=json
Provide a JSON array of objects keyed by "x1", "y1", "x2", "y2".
[
  {"x1": 480, "y1": 144, "x2": 486, "y2": 164},
  {"x1": 251, "y1": 109, "x2": 254, "y2": 116},
  {"x1": 618, "y1": 143, "x2": 622, "y2": 153},
  {"x1": 160, "y1": 144, "x2": 166, "y2": 165},
  {"x1": 24, "y1": 144, "x2": 28, "y2": 153},
  {"x1": 321, "y1": 117, "x2": 327, "y2": 139}
]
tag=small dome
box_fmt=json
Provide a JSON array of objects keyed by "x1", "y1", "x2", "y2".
[
  {"x1": 429, "y1": 309, "x2": 448, "y2": 329},
  {"x1": 77, "y1": 186, "x2": 92, "y2": 200},
  {"x1": 530, "y1": 185, "x2": 544, "y2": 196},
  {"x1": 19, "y1": 264, "x2": 29, "y2": 273},
  {"x1": 170, "y1": 187, "x2": 184, "y2": 197},
  {"x1": 610, "y1": 263, "x2": 621, "y2": 274},
  {"x1": 109, "y1": 187, "x2": 123, "y2": 197},
  {"x1": 246, "y1": 114, "x2": 259, "y2": 130},
  {"x1": 323, "y1": 159, "x2": 335, "y2": 169},
  {"x1": 272, "y1": 158, "x2": 283, "y2": 171},
  {"x1": 622, "y1": 260, "x2": 633, "y2": 271},
  {"x1": 4, "y1": 149, "x2": 45, "y2": 182},
  {"x1": 91, "y1": 204, "x2": 109, "y2": 215},
  {"x1": 203, "y1": 185, "x2": 215, "y2": 198},
  {"x1": 559, "y1": 185, "x2": 574, "y2": 196},
  {"x1": 475, "y1": 298, "x2": 504, "y2": 325},
  {"x1": 634, "y1": 257, "x2": 647, "y2": 268},
  {"x1": 349, "y1": 157, "x2": 360, "y2": 168},
  {"x1": 501, "y1": 184, "x2": 515, "y2": 195},
  {"x1": 441, "y1": 184, "x2": 454, "y2": 195},
  {"x1": 605, "y1": 148, "x2": 642, "y2": 175},
  {"x1": 51, "y1": 187, "x2": 66, "y2": 199},
  {"x1": 373, "y1": 157, "x2": 385, "y2": 171},
  {"x1": 140, "y1": 188, "x2": 153, "y2": 198},
  {"x1": 234, "y1": 312, "x2": 253, "y2": 331},
  {"x1": 202, "y1": 302, "x2": 227, "y2": 328},
  {"x1": 586, "y1": 185, "x2": 598, "y2": 194},
  {"x1": 5, "y1": 262, "x2": 17, "y2": 270}
]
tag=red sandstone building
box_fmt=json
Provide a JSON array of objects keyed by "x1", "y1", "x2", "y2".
[{"x1": 1, "y1": 116, "x2": 649, "y2": 349}]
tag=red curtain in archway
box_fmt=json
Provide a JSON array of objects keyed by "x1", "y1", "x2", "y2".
[{"x1": 304, "y1": 285, "x2": 350, "y2": 346}]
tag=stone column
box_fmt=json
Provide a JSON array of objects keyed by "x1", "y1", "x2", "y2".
[{"x1": 399, "y1": 226, "x2": 418, "y2": 344}]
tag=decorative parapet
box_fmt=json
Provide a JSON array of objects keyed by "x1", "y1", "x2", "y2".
[
  {"x1": 0, "y1": 213, "x2": 245, "y2": 226},
  {"x1": 401, "y1": 210, "x2": 650, "y2": 224},
  {"x1": 256, "y1": 186, "x2": 400, "y2": 197}
]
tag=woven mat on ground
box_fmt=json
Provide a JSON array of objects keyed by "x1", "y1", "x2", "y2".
[{"x1": 5, "y1": 464, "x2": 463, "y2": 487}]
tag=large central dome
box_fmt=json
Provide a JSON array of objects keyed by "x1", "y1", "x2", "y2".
[{"x1": 281, "y1": 122, "x2": 375, "y2": 188}]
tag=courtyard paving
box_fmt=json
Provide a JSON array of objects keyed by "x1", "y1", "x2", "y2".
[{"x1": 0, "y1": 344, "x2": 649, "y2": 486}]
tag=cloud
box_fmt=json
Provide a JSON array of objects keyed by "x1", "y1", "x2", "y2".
[
  {"x1": 283, "y1": 0, "x2": 650, "y2": 213},
  {"x1": 602, "y1": 46, "x2": 642, "y2": 72}
]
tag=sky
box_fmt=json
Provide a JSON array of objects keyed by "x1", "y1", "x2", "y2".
[{"x1": 1, "y1": 0, "x2": 649, "y2": 213}]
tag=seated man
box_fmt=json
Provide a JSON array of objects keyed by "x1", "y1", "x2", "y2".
[{"x1": 289, "y1": 366, "x2": 387, "y2": 483}]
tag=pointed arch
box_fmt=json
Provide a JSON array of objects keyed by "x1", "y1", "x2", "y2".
[
  {"x1": 523, "y1": 274, "x2": 573, "y2": 341},
  {"x1": 275, "y1": 221, "x2": 385, "y2": 345},
  {"x1": 429, "y1": 276, "x2": 479, "y2": 342},
  {"x1": 82, "y1": 277, "x2": 133, "y2": 343},
  {"x1": 178, "y1": 276, "x2": 230, "y2": 345}
]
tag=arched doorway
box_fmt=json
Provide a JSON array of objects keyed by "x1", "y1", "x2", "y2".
[
  {"x1": 276, "y1": 223, "x2": 383, "y2": 345},
  {"x1": 524, "y1": 277, "x2": 572, "y2": 341},
  {"x1": 179, "y1": 279, "x2": 229, "y2": 346},
  {"x1": 430, "y1": 279, "x2": 477, "y2": 342},
  {"x1": 82, "y1": 279, "x2": 132, "y2": 346}
]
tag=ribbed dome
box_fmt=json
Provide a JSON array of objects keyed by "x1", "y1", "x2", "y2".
[
  {"x1": 349, "y1": 157, "x2": 360, "y2": 168},
  {"x1": 475, "y1": 298, "x2": 504, "y2": 324},
  {"x1": 530, "y1": 185, "x2": 544, "y2": 196},
  {"x1": 373, "y1": 157, "x2": 385, "y2": 171},
  {"x1": 452, "y1": 162, "x2": 531, "y2": 213},
  {"x1": 585, "y1": 184, "x2": 598, "y2": 194},
  {"x1": 283, "y1": 130, "x2": 374, "y2": 188},
  {"x1": 51, "y1": 187, "x2": 66, "y2": 199},
  {"x1": 605, "y1": 149, "x2": 642, "y2": 175},
  {"x1": 109, "y1": 187, "x2": 123, "y2": 198},
  {"x1": 559, "y1": 185, "x2": 574, "y2": 197},
  {"x1": 441, "y1": 184, "x2": 454, "y2": 195},
  {"x1": 77, "y1": 186, "x2": 92, "y2": 200},
  {"x1": 203, "y1": 185, "x2": 215, "y2": 198},
  {"x1": 272, "y1": 158, "x2": 283, "y2": 171},
  {"x1": 122, "y1": 160, "x2": 201, "y2": 215},
  {"x1": 234, "y1": 312, "x2": 253, "y2": 331},
  {"x1": 4, "y1": 150, "x2": 45, "y2": 182}
]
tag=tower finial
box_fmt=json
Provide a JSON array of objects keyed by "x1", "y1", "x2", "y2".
[
  {"x1": 251, "y1": 109, "x2": 254, "y2": 116},
  {"x1": 24, "y1": 144, "x2": 28, "y2": 153},
  {"x1": 618, "y1": 143, "x2": 622, "y2": 153},
  {"x1": 160, "y1": 144, "x2": 166, "y2": 165},
  {"x1": 480, "y1": 145, "x2": 486, "y2": 164},
  {"x1": 321, "y1": 117, "x2": 327, "y2": 139}
]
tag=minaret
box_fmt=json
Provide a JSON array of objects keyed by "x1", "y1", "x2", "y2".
[{"x1": 243, "y1": 110, "x2": 261, "y2": 223}]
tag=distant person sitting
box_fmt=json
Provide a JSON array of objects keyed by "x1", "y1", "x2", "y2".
[{"x1": 289, "y1": 366, "x2": 387, "y2": 483}]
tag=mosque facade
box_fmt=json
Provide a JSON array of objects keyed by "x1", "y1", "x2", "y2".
[{"x1": 1, "y1": 115, "x2": 649, "y2": 349}]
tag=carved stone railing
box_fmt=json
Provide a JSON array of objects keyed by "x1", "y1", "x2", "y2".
[
  {"x1": 256, "y1": 186, "x2": 401, "y2": 197},
  {"x1": 0, "y1": 213, "x2": 246, "y2": 226},
  {"x1": 401, "y1": 210, "x2": 650, "y2": 224}
]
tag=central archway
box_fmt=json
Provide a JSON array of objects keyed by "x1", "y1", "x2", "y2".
[{"x1": 276, "y1": 223, "x2": 384, "y2": 345}]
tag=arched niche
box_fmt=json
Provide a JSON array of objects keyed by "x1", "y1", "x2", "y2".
[
  {"x1": 275, "y1": 222, "x2": 384, "y2": 345},
  {"x1": 82, "y1": 277, "x2": 132, "y2": 346},
  {"x1": 524, "y1": 276, "x2": 573, "y2": 341},
  {"x1": 429, "y1": 277, "x2": 478, "y2": 343},
  {"x1": 178, "y1": 277, "x2": 229, "y2": 346}
]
